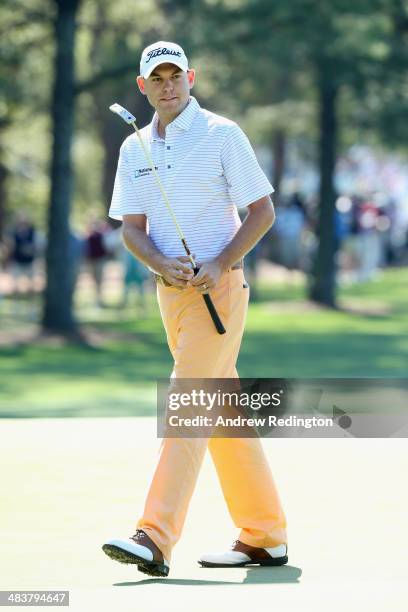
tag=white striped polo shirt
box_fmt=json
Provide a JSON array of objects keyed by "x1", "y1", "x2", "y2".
[{"x1": 109, "y1": 96, "x2": 274, "y2": 262}]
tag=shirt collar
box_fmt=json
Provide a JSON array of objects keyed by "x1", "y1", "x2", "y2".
[{"x1": 150, "y1": 96, "x2": 200, "y2": 142}]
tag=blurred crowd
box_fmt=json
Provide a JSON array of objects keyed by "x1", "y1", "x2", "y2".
[
  {"x1": 0, "y1": 190, "x2": 407, "y2": 309},
  {"x1": 0, "y1": 213, "x2": 150, "y2": 313},
  {"x1": 267, "y1": 190, "x2": 408, "y2": 284}
]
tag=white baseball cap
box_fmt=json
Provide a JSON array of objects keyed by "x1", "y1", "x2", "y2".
[{"x1": 140, "y1": 41, "x2": 189, "y2": 79}]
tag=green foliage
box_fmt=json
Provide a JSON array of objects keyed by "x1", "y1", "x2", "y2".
[
  {"x1": 188, "y1": 0, "x2": 408, "y2": 148},
  {"x1": 0, "y1": 0, "x2": 53, "y2": 125},
  {"x1": 0, "y1": 0, "x2": 407, "y2": 228}
]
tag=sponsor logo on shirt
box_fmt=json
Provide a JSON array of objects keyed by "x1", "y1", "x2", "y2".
[
  {"x1": 134, "y1": 166, "x2": 158, "y2": 178},
  {"x1": 146, "y1": 47, "x2": 182, "y2": 63}
]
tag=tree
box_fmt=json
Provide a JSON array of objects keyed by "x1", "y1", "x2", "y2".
[
  {"x1": 80, "y1": 1, "x2": 157, "y2": 213},
  {"x1": 42, "y1": 0, "x2": 82, "y2": 335},
  {"x1": 0, "y1": 0, "x2": 52, "y2": 239},
  {"x1": 310, "y1": 57, "x2": 338, "y2": 306},
  {"x1": 190, "y1": 0, "x2": 405, "y2": 306},
  {"x1": 42, "y1": 0, "x2": 163, "y2": 336},
  {"x1": 2, "y1": 0, "x2": 406, "y2": 332}
]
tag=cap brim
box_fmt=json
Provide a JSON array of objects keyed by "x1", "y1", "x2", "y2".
[{"x1": 142, "y1": 58, "x2": 188, "y2": 79}]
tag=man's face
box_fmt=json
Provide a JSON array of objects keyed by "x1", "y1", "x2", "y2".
[{"x1": 137, "y1": 63, "x2": 195, "y2": 116}]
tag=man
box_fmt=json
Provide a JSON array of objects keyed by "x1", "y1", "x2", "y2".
[
  {"x1": 8, "y1": 213, "x2": 37, "y2": 294},
  {"x1": 102, "y1": 41, "x2": 288, "y2": 578}
]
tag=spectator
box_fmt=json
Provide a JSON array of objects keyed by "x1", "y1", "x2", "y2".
[
  {"x1": 273, "y1": 193, "x2": 307, "y2": 271},
  {"x1": 354, "y1": 196, "x2": 382, "y2": 281},
  {"x1": 68, "y1": 228, "x2": 85, "y2": 298},
  {"x1": 85, "y1": 220, "x2": 109, "y2": 307},
  {"x1": 7, "y1": 213, "x2": 37, "y2": 294},
  {"x1": 120, "y1": 247, "x2": 150, "y2": 313}
]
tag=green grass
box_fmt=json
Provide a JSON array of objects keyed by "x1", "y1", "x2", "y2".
[{"x1": 0, "y1": 268, "x2": 406, "y2": 417}]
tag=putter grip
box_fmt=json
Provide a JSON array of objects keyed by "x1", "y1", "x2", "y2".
[
  {"x1": 203, "y1": 293, "x2": 226, "y2": 335},
  {"x1": 193, "y1": 267, "x2": 226, "y2": 335}
]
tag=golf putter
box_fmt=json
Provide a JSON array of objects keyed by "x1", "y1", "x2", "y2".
[{"x1": 109, "y1": 103, "x2": 226, "y2": 335}]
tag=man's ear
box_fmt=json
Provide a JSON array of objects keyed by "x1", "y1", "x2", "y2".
[
  {"x1": 187, "y1": 69, "x2": 195, "y2": 89},
  {"x1": 136, "y1": 76, "x2": 146, "y2": 94}
]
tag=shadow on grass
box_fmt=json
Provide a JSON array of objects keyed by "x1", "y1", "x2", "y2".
[
  {"x1": 337, "y1": 306, "x2": 390, "y2": 319},
  {"x1": 1, "y1": 330, "x2": 405, "y2": 381},
  {"x1": 239, "y1": 331, "x2": 407, "y2": 377},
  {"x1": 0, "y1": 328, "x2": 406, "y2": 419},
  {"x1": 114, "y1": 564, "x2": 302, "y2": 586},
  {"x1": 1, "y1": 268, "x2": 407, "y2": 417}
]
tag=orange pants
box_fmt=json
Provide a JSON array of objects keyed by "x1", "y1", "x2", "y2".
[{"x1": 136, "y1": 269, "x2": 287, "y2": 562}]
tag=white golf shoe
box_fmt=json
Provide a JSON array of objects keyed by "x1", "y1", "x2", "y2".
[
  {"x1": 198, "y1": 539, "x2": 288, "y2": 567},
  {"x1": 102, "y1": 529, "x2": 170, "y2": 577}
]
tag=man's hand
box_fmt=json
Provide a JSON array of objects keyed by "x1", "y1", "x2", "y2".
[
  {"x1": 158, "y1": 255, "x2": 194, "y2": 288},
  {"x1": 188, "y1": 260, "x2": 224, "y2": 294}
]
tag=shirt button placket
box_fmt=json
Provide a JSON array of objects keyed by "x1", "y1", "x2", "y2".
[
  {"x1": 165, "y1": 141, "x2": 172, "y2": 173},
  {"x1": 156, "y1": 140, "x2": 165, "y2": 190}
]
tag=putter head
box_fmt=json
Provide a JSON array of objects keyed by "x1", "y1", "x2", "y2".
[{"x1": 109, "y1": 103, "x2": 136, "y2": 125}]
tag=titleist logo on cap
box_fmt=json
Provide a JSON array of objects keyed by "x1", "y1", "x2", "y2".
[
  {"x1": 146, "y1": 47, "x2": 182, "y2": 64},
  {"x1": 140, "y1": 41, "x2": 188, "y2": 78}
]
